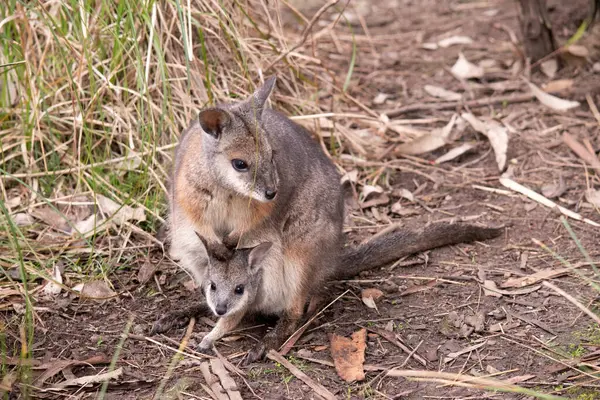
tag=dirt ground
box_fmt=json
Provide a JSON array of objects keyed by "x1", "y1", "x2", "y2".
[{"x1": 4, "y1": 0, "x2": 600, "y2": 399}]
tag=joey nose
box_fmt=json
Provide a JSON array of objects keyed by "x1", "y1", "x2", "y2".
[
  {"x1": 215, "y1": 304, "x2": 227, "y2": 316},
  {"x1": 265, "y1": 189, "x2": 277, "y2": 200}
]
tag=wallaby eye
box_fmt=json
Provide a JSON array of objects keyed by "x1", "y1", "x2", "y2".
[
  {"x1": 234, "y1": 285, "x2": 244, "y2": 295},
  {"x1": 232, "y1": 159, "x2": 248, "y2": 172},
  {"x1": 210, "y1": 282, "x2": 216, "y2": 291}
]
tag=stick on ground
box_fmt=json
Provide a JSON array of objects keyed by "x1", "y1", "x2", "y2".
[{"x1": 267, "y1": 350, "x2": 337, "y2": 400}]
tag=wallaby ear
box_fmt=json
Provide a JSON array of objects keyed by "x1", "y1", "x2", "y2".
[
  {"x1": 198, "y1": 108, "x2": 230, "y2": 139},
  {"x1": 246, "y1": 242, "x2": 272, "y2": 270},
  {"x1": 239, "y1": 76, "x2": 276, "y2": 117},
  {"x1": 195, "y1": 231, "x2": 211, "y2": 254}
]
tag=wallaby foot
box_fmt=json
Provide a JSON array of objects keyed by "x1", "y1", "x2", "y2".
[
  {"x1": 197, "y1": 311, "x2": 246, "y2": 354},
  {"x1": 150, "y1": 303, "x2": 210, "y2": 335}
]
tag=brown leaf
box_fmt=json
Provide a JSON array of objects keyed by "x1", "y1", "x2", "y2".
[
  {"x1": 542, "y1": 79, "x2": 573, "y2": 93},
  {"x1": 501, "y1": 268, "x2": 570, "y2": 288},
  {"x1": 394, "y1": 114, "x2": 457, "y2": 155},
  {"x1": 55, "y1": 367, "x2": 122, "y2": 388},
  {"x1": 585, "y1": 189, "x2": 600, "y2": 207},
  {"x1": 541, "y1": 177, "x2": 567, "y2": 199},
  {"x1": 527, "y1": 81, "x2": 579, "y2": 111},
  {"x1": 424, "y1": 85, "x2": 462, "y2": 101},
  {"x1": 72, "y1": 280, "x2": 117, "y2": 299},
  {"x1": 329, "y1": 328, "x2": 367, "y2": 382},
  {"x1": 483, "y1": 280, "x2": 503, "y2": 297},
  {"x1": 462, "y1": 113, "x2": 508, "y2": 171},
  {"x1": 137, "y1": 261, "x2": 158, "y2": 285},
  {"x1": 451, "y1": 53, "x2": 484, "y2": 80},
  {"x1": 314, "y1": 345, "x2": 328, "y2": 352},
  {"x1": 563, "y1": 132, "x2": 600, "y2": 170},
  {"x1": 361, "y1": 288, "x2": 384, "y2": 310},
  {"x1": 400, "y1": 279, "x2": 438, "y2": 296}
]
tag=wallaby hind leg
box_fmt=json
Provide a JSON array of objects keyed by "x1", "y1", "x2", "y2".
[
  {"x1": 150, "y1": 303, "x2": 210, "y2": 335},
  {"x1": 246, "y1": 293, "x2": 307, "y2": 364}
]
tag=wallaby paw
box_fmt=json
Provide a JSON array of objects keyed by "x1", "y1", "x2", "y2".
[
  {"x1": 197, "y1": 339, "x2": 215, "y2": 356},
  {"x1": 245, "y1": 342, "x2": 266, "y2": 365},
  {"x1": 150, "y1": 313, "x2": 190, "y2": 335}
]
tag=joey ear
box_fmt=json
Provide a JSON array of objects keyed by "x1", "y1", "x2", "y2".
[
  {"x1": 198, "y1": 108, "x2": 231, "y2": 139},
  {"x1": 240, "y1": 76, "x2": 276, "y2": 117},
  {"x1": 195, "y1": 231, "x2": 211, "y2": 254},
  {"x1": 246, "y1": 242, "x2": 272, "y2": 270}
]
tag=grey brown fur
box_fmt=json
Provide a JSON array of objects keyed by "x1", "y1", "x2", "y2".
[{"x1": 158, "y1": 76, "x2": 503, "y2": 362}]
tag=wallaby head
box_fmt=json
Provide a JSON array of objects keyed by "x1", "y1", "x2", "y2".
[
  {"x1": 197, "y1": 76, "x2": 279, "y2": 202},
  {"x1": 196, "y1": 232, "x2": 272, "y2": 317}
]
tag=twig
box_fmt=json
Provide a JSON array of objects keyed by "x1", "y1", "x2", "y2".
[
  {"x1": 384, "y1": 93, "x2": 535, "y2": 118},
  {"x1": 504, "y1": 309, "x2": 557, "y2": 336},
  {"x1": 293, "y1": 354, "x2": 386, "y2": 372},
  {"x1": 365, "y1": 327, "x2": 427, "y2": 366},
  {"x1": 264, "y1": 0, "x2": 341, "y2": 72},
  {"x1": 542, "y1": 281, "x2": 600, "y2": 325},
  {"x1": 279, "y1": 289, "x2": 349, "y2": 355},
  {"x1": 266, "y1": 350, "x2": 337, "y2": 400},
  {"x1": 499, "y1": 176, "x2": 600, "y2": 227}
]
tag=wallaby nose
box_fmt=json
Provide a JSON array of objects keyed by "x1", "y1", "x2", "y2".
[
  {"x1": 265, "y1": 189, "x2": 277, "y2": 200},
  {"x1": 215, "y1": 304, "x2": 227, "y2": 316}
]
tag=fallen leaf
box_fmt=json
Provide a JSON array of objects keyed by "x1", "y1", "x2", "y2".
[
  {"x1": 421, "y1": 42, "x2": 438, "y2": 50},
  {"x1": 137, "y1": 261, "x2": 158, "y2": 285},
  {"x1": 540, "y1": 59, "x2": 557, "y2": 78},
  {"x1": 361, "y1": 288, "x2": 384, "y2": 310},
  {"x1": 96, "y1": 194, "x2": 146, "y2": 226},
  {"x1": 434, "y1": 143, "x2": 476, "y2": 164},
  {"x1": 438, "y1": 35, "x2": 473, "y2": 48},
  {"x1": 400, "y1": 279, "x2": 439, "y2": 296},
  {"x1": 12, "y1": 213, "x2": 34, "y2": 226},
  {"x1": 72, "y1": 280, "x2": 117, "y2": 299},
  {"x1": 30, "y1": 206, "x2": 69, "y2": 232},
  {"x1": 542, "y1": 79, "x2": 573, "y2": 93},
  {"x1": 451, "y1": 53, "x2": 484, "y2": 80},
  {"x1": 541, "y1": 177, "x2": 567, "y2": 199},
  {"x1": 73, "y1": 214, "x2": 104, "y2": 235},
  {"x1": 565, "y1": 44, "x2": 589, "y2": 58},
  {"x1": 395, "y1": 114, "x2": 457, "y2": 155},
  {"x1": 563, "y1": 132, "x2": 600, "y2": 170},
  {"x1": 43, "y1": 264, "x2": 63, "y2": 296},
  {"x1": 0, "y1": 371, "x2": 16, "y2": 395},
  {"x1": 35, "y1": 354, "x2": 109, "y2": 386},
  {"x1": 503, "y1": 374, "x2": 536, "y2": 384},
  {"x1": 443, "y1": 341, "x2": 487, "y2": 363},
  {"x1": 329, "y1": 328, "x2": 367, "y2": 382},
  {"x1": 501, "y1": 268, "x2": 571, "y2": 288},
  {"x1": 424, "y1": 85, "x2": 462, "y2": 101},
  {"x1": 527, "y1": 81, "x2": 580, "y2": 111},
  {"x1": 585, "y1": 189, "x2": 600, "y2": 207},
  {"x1": 373, "y1": 93, "x2": 390, "y2": 105},
  {"x1": 361, "y1": 185, "x2": 384, "y2": 201},
  {"x1": 56, "y1": 367, "x2": 122, "y2": 388},
  {"x1": 393, "y1": 188, "x2": 415, "y2": 202},
  {"x1": 483, "y1": 280, "x2": 503, "y2": 298},
  {"x1": 390, "y1": 202, "x2": 420, "y2": 216},
  {"x1": 114, "y1": 151, "x2": 142, "y2": 173},
  {"x1": 462, "y1": 113, "x2": 508, "y2": 171},
  {"x1": 314, "y1": 345, "x2": 328, "y2": 352}
]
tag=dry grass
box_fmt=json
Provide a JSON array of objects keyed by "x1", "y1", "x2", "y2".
[{"x1": 1, "y1": 0, "x2": 600, "y2": 398}]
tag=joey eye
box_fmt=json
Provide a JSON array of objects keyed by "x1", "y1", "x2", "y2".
[
  {"x1": 234, "y1": 285, "x2": 244, "y2": 295},
  {"x1": 232, "y1": 159, "x2": 248, "y2": 172},
  {"x1": 210, "y1": 282, "x2": 216, "y2": 291}
]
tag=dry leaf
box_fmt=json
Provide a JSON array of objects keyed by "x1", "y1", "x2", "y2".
[
  {"x1": 395, "y1": 114, "x2": 457, "y2": 155},
  {"x1": 361, "y1": 185, "x2": 384, "y2": 201},
  {"x1": 73, "y1": 214, "x2": 104, "y2": 234},
  {"x1": 542, "y1": 79, "x2": 573, "y2": 93},
  {"x1": 400, "y1": 279, "x2": 439, "y2": 296},
  {"x1": 115, "y1": 151, "x2": 142, "y2": 173},
  {"x1": 484, "y1": 283, "x2": 542, "y2": 296},
  {"x1": 451, "y1": 53, "x2": 484, "y2": 80},
  {"x1": 527, "y1": 81, "x2": 579, "y2": 111},
  {"x1": 541, "y1": 178, "x2": 567, "y2": 199},
  {"x1": 540, "y1": 59, "x2": 557, "y2": 78},
  {"x1": 501, "y1": 268, "x2": 571, "y2": 288},
  {"x1": 12, "y1": 213, "x2": 34, "y2": 226},
  {"x1": 137, "y1": 261, "x2": 158, "y2": 285},
  {"x1": 96, "y1": 194, "x2": 146, "y2": 226},
  {"x1": 56, "y1": 367, "x2": 122, "y2": 388},
  {"x1": 393, "y1": 188, "x2": 415, "y2": 202},
  {"x1": 72, "y1": 280, "x2": 117, "y2": 299},
  {"x1": 329, "y1": 328, "x2": 367, "y2": 382},
  {"x1": 43, "y1": 264, "x2": 63, "y2": 296},
  {"x1": 443, "y1": 341, "x2": 487, "y2": 363},
  {"x1": 565, "y1": 44, "x2": 589, "y2": 58},
  {"x1": 424, "y1": 85, "x2": 462, "y2": 101},
  {"x1": 361, "y1": 288, "x2": 384, "y2": 310},
  {"x1": 421, "y1": 42, "x2": 438, "y2": 50},
  {"x1": 585, "y1": 189, "x2": 600, "y2": 207},
  {"x1": 30, "y1": 206, "x2": 69, "y2": 232},
  {"x1": 462, "y1": 113, "x2": 508, "y2": 171},
  {"x1": 563, "y1": 132, "x2": 600, "y2": 170},
  {"x1": 435, "y1": 143, "x2": 476, "y2": 164},
  {"x1": 438, "y1": 35, "x2": 473, "y2": 48},
  {"x1": 483, "y1": 280, "x2": 503, "y2": 298},
  {"x1": 373, "y1": 93, "x2": 390, "y2": 105}
]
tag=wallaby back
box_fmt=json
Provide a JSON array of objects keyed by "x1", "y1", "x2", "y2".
[{"x1": 334, "y1": 222, "x2": 503, "y2": 280}]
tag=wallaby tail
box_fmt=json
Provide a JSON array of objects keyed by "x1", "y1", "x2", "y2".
[{"x1": 335, "y1": 222, "x2": 503, "y2": 280}]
